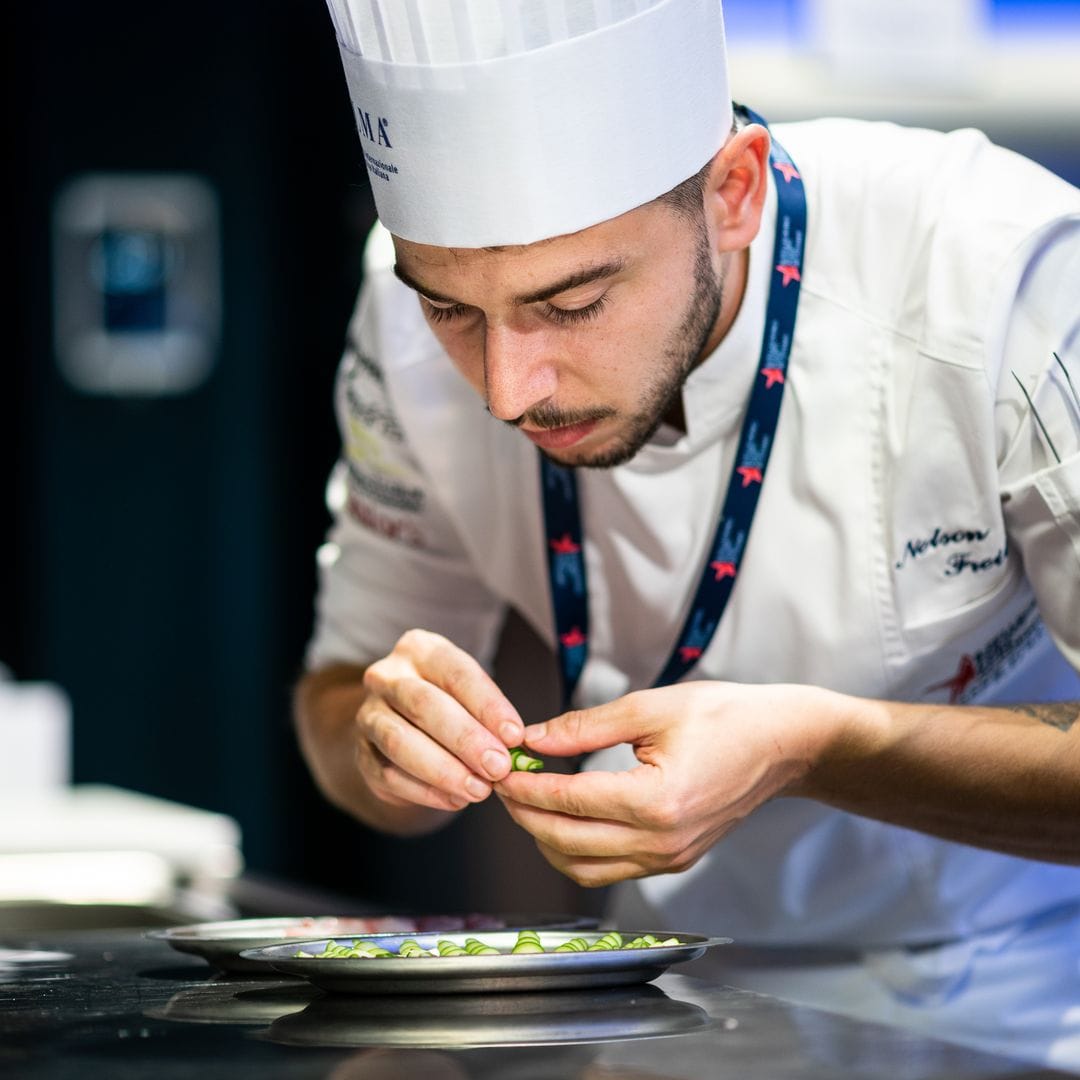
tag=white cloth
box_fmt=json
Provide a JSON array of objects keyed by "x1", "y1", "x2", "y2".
[
  {"x1": 611, "y1": 877, "x2": 1080, "y2": 1072},
  {"x1": 307, "y1": 117, "x2": 1080, "y2": 1063}
]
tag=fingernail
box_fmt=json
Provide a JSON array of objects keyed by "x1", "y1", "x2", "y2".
[
  {"x1": 465, "y1": 775, "x2": 490, "y2": 800},
  {"x1": 526, "y1": 723, "x2": 547, "y2": 742},
  {"x1": 482, "y1": 748, "x2": 509, "y2": 779},
  {"x1": 500, "y1": 721, "x2": 523, "y2": 745}
]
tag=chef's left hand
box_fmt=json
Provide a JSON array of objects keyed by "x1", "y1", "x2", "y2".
[{"x1": 495, "y1": 681, "x2": 844, "y2": 887}]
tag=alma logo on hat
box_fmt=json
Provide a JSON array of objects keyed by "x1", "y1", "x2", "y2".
[{"x1": 356, "y1": 107, "x2": 392, "y2": 149}]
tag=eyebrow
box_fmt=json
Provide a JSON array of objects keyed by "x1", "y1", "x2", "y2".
[{"x1": 392, "y1": 258, "x2": 627, "y2": 307}]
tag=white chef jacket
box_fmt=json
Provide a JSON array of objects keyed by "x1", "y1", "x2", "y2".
[{"x1": 307, "y1": 118, "x2": 1080, "y2": 1041}]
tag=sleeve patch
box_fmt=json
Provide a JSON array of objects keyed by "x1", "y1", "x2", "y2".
[
  {"x1": 345, "y1": 457, "x2": 426, "y2": 514},
  {"x1": 345, "y1": 489, "x2": 428, "y2": 548}
]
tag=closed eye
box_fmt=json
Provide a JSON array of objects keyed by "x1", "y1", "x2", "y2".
[
  {"x1": 423, "y1": 300, "x2": 471, "y2": 324},
  {"x1": 421, "y1": 293, "x2": 611, "y2": 327},
  {"x1": 543, "y1": 294, "x2": 610, "y2": 325}
]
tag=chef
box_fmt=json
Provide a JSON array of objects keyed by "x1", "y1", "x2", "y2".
[{"x1": 295, "y1": 0, "x2": 1080, "y2": 1068}]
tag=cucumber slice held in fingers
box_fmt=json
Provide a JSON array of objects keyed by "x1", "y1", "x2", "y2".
[{"x1": 508, "y1": 747, "x2": 545, "y2": 772}]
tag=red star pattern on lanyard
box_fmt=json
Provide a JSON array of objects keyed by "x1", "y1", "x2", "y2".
[
  {"x1": 774, "y1": 161, "x2": 801, "y2": 183},
  {"x1": 710, "y1": 560, "x2": 737, "y2": 581},
  {"x1": 760, "y1": 367, "x2": 785, "y2": 389},
  {"x1": 549, "y1": 534, "x2": 580, "y2": 555},
  {"x1": 560, "y1": 627, "x2": 587, "y2": 648},
  {"x1": 775, "y1": 264, "x2": 801, "y2": 287}
]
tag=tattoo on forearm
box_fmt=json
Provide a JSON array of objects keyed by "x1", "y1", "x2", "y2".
[{"x1": 1010, "y1": 702, "x2": 1079, "y2": 733}]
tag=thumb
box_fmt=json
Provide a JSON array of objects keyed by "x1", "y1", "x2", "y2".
[{"x1": 523, "y1": 692, "x2": 657, "y2": 757}]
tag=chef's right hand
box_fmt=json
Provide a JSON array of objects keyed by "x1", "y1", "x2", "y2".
[{"x1": 357, "y1": 629, "x2": 525, "y2": 813}]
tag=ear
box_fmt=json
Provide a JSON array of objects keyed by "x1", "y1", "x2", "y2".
[{"x1": 704, "y1": 123, "x2": 771, "y2": 254}]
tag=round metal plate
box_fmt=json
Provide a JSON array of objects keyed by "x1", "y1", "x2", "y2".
[{"x1": 241, "y1": 930, "x2": 731, "y2": 995}]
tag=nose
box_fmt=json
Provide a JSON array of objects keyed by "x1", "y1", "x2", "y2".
[{"x1": 483, "y1": 322, "x2": 558, "y2": 422}]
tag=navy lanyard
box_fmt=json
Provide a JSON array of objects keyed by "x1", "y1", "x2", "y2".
[{"x1": 542, "y1": 110, "x2": 806, "y2": 708}]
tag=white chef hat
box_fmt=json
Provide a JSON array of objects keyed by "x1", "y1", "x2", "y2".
[{"x1": 325, "y1": 0, "x2": 732, "y2": 248}]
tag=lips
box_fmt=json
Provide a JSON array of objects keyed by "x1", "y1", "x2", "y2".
[{"x1": 520, "y1": 419, "x2": 598, "y2": 451}]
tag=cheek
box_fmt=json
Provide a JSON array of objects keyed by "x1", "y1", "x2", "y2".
[
  {"x1": 554, "y1": 309, "x2": 672, "y2": 391},
  {"x1": 432, "y1": 327, "x2": 484, "y2": 387},
  {"x1": 597, "y1": 297, "x2": 679, "y2": 370}
]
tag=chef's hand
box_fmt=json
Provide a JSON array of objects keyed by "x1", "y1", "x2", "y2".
[
  {"x1": 495, "y1": 681, "x2": 842, "y2": 887},
  {"x1": 294, "y1": 630, "x2": 524, "y2": 835},
  {"x1": 357, "y1": 630, "x2": 525, "y2": 813}
]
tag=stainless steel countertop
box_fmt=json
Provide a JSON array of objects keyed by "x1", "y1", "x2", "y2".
[{"x1": 1, "y1": 927, "x2": 1068, "y2": 1078}]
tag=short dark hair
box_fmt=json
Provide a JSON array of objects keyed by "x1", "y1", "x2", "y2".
[{"x1": 657, "y1": 158, "x2": 713, "y2": 224}]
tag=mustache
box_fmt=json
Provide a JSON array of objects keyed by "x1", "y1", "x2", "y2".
[{"x1": 498, "y1": 403, "x2": 617, "y2": 431}]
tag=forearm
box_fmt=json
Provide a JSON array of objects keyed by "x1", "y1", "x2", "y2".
[
  {"x1": 293, "y1": 663, "x2": 455, "y2": 838},
  {"x1": 794, "y1": 694, "x2": 1080, "y2": 863}
]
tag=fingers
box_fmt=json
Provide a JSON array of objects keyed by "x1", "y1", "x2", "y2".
[
  {"x1": 499, "y1": 795, "x2": 642, "y2": 853},
  {"x1": 398, "y1": 629, "x2": 524, "y2": 747},
  {"x1": 359, "y1": 630, "x2": 524, "y2": 809},
  {"x1": 531, "y1": 833, "x2": 714, "y2": 889},
  {"x1": 521, "y1": 690, "x2": 658, "y2": 758},
  {"x1": 496, "y1": 767, "x2": 657, "y2": 824},
  {"x1": 371, "y1": 630, "x2": 522, "y2": 747},
  {"x1": 533, "y1": 840, "x2": 650, "y2": 889},
  {"x1": 499, "y1": 783, "x2": 693, "y2": 862},
  {"x1": 501, "y1": 792, "x2": 714, "y2": 888},
  {"x1": 370, "y1": 670, "x2": 510, "y2": 778},
  {"x1": 357, "y1": 706, "x2": 482, "y2": 813}
]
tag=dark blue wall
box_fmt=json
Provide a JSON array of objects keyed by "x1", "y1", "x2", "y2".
[{"x1": 9, "y1": 0, "x2": 373, "y2": 880}]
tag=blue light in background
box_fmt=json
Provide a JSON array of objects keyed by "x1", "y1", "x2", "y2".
[
  {"x1": 720, "y1": 0, "x2": 800, "y2": 41},
  {"x1": 990, "y1": 0, "x2": 1080, "y2": 32},
  {"x1": 720, "y1": 0, "x2": 1080, "y2": 42},
  {"x1": 94, "y1": 230, "x2": 169, "y2": 333}
]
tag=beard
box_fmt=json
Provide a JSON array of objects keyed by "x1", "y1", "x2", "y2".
[{"x1": 512, "y1": 227, "x2": 724, "y2": 469}]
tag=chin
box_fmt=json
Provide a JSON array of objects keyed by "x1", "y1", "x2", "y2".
[{"x1": 541, "y1": 435, "x2": 641, "y2": 471}]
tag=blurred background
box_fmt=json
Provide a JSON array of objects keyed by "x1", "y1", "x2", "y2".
[{"x1": 5, "y1": 0, "x2": 1080, "y2": 928}]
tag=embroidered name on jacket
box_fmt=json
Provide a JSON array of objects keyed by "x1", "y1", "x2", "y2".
[{"x1": 894, "y1": 526, "x2": 999, "y2": 571}]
